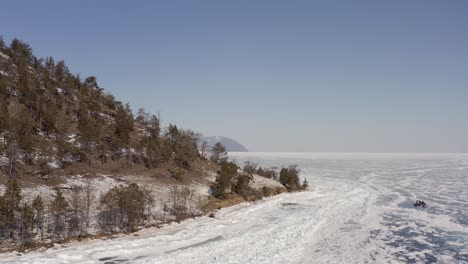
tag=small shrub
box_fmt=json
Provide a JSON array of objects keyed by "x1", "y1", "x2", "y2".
[
  {"x1": 275, "y1": 186, "x2": 286, "y2": 194},
  {"x1": 251, "y1": 189, "x2": 264, "y2": 201},
  {"x1": 210, "y1": 161, "x2": 238, "y2": 199},
  {"x1": 262, "y1": 186, "x2": 276, "y2": 197},
  {"x1": 301, "y1": 179, "x2": 309, "y2": 190},
  {"x1": 243, "y1": 161, "x2": 258, "y2": 175},
  {"x1": 232, "y1": 173, "x2": 253, "y2": 196},
  {"x1": 98, "y1": 183, "x2": 153, "y2": 232},
  {"x1": 279, "y1": 165, "x2": 301, "y2": 191},
  {"x1": 256, "y1": 167, "x2": 278, "y2": 179}
]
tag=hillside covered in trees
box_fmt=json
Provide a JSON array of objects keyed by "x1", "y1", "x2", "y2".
[
  {"x1": 0, "y1": 37, "x2": 202, "y2": 178},
  {"x1": 0, "y1": 37, "x2": 305, "y2": 251}
]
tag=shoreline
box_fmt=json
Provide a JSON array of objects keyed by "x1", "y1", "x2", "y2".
[
  {"x1": 1, "y1": 189, "x2": 292, "y2": 256},
  {"x1": 0, "y1": 171, "x2": 290, "y2": 254}
]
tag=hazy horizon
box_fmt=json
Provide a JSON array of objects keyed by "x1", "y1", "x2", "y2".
[{"x1": 2, "y1": 0, "x2": 467, "y2": 152}]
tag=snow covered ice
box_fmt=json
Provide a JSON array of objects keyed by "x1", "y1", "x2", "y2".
[{"x1": 2, "y1": 153, "x2": 467, "y2": 263}]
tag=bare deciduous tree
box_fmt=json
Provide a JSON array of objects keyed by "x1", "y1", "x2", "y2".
[
  {"x1": 170, "y1": 185, "x2": 194, "y2": 222},
  {"x1": 200, "y1": 140, "x2": 209, "y2": 158},
  {"x1": 68, "y1": 186, "x2": 85, "y2": 237},
  {"x1": 84, "y1": 179, "x2": 95, "y2": 234},
  {"x1": 6, "y1": 142, "x2": 20, "y2": 178}
]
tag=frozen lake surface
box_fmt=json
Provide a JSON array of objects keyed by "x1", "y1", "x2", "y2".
[{"x1": 2, "y1": 153, "x2": 468, "y2": 263}]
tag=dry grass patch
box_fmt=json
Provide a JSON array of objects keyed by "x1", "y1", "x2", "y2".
[{"x1": 200, "y1": 194, "x2": 247, "y2": 213}]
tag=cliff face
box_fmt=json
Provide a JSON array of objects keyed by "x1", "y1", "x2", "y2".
[{"x1": 202, "y1": 136, "x2": 248, "y2": 152}]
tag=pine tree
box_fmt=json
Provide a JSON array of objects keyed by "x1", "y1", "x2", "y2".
[
  {"x1": 1, "y1": 179, "x2": 21, "y2": 238},
  {"x1": 78, "y1": 103, "x2": 96, "y2": 151},
  {"x1": 32, "y1": 195, "x2": 45, "y2": 240},
  {"x1": 0, "y1": 195, "x2": 6, "y2": 238},
  {"x1": 114, "y1": 103, "x2": 134, "y2": 150},
  {"x1": 173, "y1": 129, "x2": 199, "y2": 169},
  {"x1": 0, "y1": 35, "x2": 6, "y2": 52},
  {"x1": 84, "y1": 76, "x2": 99, "y2": 90},
  {"x1": 136, "y1": 108, "x2": 149, "y2": 124},
  {"x1": 210, "y1": 142, "x2": 227, "y2": 164},
  {"x1": 210, "y1": 161, "x2": 238, "y2": 199},
  {"x1": 19, "y1": 203, "x2": 35, "y2": 245},
  {"x1": 40, "y1": 100, "x2": 58, "y2": 135},
  {"x1": 54, "y1": 60, "x2": 69, "y2": 82},
  {"x1": 301, "y1": 178, "x2": 309, "y2": 190},
  {"x1": 167, "y1": 124, "x2": 180, "y2": 151},
  {"x1": 0, "y1": 78, "x2": 9, "y2": 137},
  {"x1": 7, "y1": 100, "x2": 36, "y2": 165},
  {"x1": 9, "y1": 38, "x2": 33, "y2": 68},
  {"x1": 139, "y1": 114, "x2": 163, "y2": 167},
  {"x1": 49, "y1": 189, "x2": 69, "y2": 238}
]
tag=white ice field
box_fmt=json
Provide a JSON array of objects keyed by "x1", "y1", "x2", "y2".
[{"x1": 2, "y1": 153, "x2": 467, "y2": 264}]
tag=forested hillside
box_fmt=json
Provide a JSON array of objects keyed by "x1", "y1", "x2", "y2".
[
  {"x1": 0, "y1": 37, "x2": 296, "y2": 250},
  {"x1": 0, "y1": 37, "x2": 201, "y2": 178}
]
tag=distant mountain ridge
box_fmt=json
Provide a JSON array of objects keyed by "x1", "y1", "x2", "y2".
[{"x1": 202, "y1": 136, "x2": 248, "y2": 152}]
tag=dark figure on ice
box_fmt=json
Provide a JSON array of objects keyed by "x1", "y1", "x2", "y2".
[{"x1": 413, "y1": 200, "x2": 426, "y2": 208}]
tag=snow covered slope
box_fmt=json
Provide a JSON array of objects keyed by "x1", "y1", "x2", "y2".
[{"x1": 2, "y1": 153, "x2": 467, "y2": 263}]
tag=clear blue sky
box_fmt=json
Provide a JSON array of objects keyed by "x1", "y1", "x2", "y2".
[{"x1": 1, "y1": 0, "x2": 467, "y2": 152}]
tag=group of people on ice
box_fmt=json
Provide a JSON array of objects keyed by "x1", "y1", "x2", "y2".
[{"x1": 413, "y1": 200, "x2": 427, "y2": 208}]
